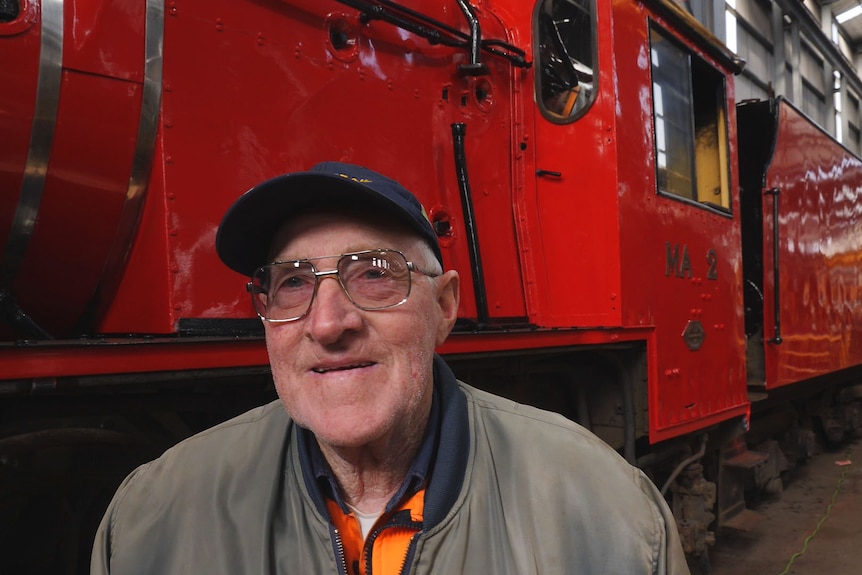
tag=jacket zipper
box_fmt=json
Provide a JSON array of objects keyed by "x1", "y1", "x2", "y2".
[
  {"x1": 333, "y1": 528, "x2": 349, "y2": 575},
  {"x1": 363, "y1": 520, "x2": 423, "y2": 575},
  {"x1": 398, "y1": 532, "x2": 421, "y2": 575}
]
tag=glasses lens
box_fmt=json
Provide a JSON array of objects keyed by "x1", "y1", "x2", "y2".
[
  {"x1": 340, "y1": 250, "x2": 411, "y2": 310},
  {"x1": 252, "y1": 261, "x2": 316, "y2": 321}
]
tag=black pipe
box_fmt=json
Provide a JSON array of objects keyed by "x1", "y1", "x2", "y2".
[{"x1": 451, "y1": 123, "x2": 489, "y2": 327}]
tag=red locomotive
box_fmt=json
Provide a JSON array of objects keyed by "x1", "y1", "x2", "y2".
[{"x1": 2, "y1": 0, "x2": 861, "y2": 571}]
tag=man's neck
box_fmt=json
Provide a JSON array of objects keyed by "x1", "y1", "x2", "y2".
[{"x1": 318, "y1": 426, "x2": 424, "y2": 513}]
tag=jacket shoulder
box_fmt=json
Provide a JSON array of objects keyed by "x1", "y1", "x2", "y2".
[
  {"x1": 126, "y1": 399, "x2": 288, "y2": 489},
  {"x1": 450, "y1": 382, "x2": 688, "y2": 573},
  {"x1": 92, "y1": 400, "x2": 295, "y2": 573},
  {"x1": 458, "y1": 381, "x2": 612, "y2": 450}
]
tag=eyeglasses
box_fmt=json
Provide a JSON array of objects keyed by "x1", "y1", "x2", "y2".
[{"x1": 247, "y1": 249, "x2": 440, "y2": 322}]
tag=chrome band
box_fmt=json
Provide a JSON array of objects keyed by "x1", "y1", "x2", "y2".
[
  {"x1": 2, "y1": 0, "x2": 63, "y2": 282},
  {"x1": 95, "y1": 0, "x2": 164, "y2": 291},
  {"x1": 133, "y1": 0, "x2": 165, "y2": 205},
  {"x1": 77, "y1": 0, "x2": 164, "y2": 328}
]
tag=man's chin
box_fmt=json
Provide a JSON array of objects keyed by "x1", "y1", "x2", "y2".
[{"x1": 311, "y1": 418, "x2": 389, "y2": 450}]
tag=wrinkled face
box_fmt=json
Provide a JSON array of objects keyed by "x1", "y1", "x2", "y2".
[{"x1": 263, "y1": 211, "x2": 459, "y2": 450}]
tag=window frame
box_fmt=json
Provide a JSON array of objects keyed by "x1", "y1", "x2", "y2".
[
  {"x1": 533, "y1": 0, "x2": 598, "y2": 124},
  {"x1": 648, "y1": 21, "x2": 733, "y2": 216}
]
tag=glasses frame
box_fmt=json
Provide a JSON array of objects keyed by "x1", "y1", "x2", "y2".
[{"x1": 246, "y1": 249, "x2": 440, "y2": 323}]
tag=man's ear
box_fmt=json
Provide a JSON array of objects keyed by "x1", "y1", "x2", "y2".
[{"x1": 434, "y1": 270, "x2": 460, "y2": 346}]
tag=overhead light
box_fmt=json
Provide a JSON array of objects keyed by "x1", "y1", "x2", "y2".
[{"x1": 837, "y1": 5, "x2": 862, "y2": 24}]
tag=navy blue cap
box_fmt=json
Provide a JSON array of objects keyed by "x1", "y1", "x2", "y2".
[{"x1": 216, "y1": 161, "x2": 443, "y2": 277}]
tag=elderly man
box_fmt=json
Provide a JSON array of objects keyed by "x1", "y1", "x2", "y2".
[{"x1": 91, "y1": 162, "x2": 689, "y2": 574}]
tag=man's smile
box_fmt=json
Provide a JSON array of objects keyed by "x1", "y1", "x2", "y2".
[{"x1": 312, "y1": 361, "x2": 375, "y2": 374}]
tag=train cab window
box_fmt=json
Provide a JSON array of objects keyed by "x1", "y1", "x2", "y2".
[
  {"x1": 649, "y1": 24, "x2": 730, "y2": 211},
  {"x1": 1, "y1": 0, "x2": 20, "y2": 22},
  {"x1": 535, "y1": 0, "x2": 596, "y2": 122}
]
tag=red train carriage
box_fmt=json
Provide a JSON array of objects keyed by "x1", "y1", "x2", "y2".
[
  {"x1": 739, "y1": 97, "x2": 862, "y2": 390},
  {"x1": 1, "y1": 0, "x2": 861, "y2": 572},
  {"x1": 738, "y1": 96, "x2": 862, "y2": 441}
]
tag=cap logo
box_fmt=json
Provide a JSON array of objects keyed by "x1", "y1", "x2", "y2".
[{"x1": 337, "y1": 173, "x2": 372, "y2": 184}]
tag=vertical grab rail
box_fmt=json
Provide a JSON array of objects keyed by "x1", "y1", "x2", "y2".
[
  {"x1": 765, "y1": 187, "x2": 783, "y2": 344},
  {"x1": 451, "y1": 123, "x2": 489, "y2": 328}
]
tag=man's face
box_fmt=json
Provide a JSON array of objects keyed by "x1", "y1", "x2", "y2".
[{"x1": 263, "y1": 211, "x2": 459, "y2": 450}]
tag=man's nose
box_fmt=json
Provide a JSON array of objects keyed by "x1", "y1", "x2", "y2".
[{"x1": 304, "y1": 274, "x2": 362, "y2": 342}]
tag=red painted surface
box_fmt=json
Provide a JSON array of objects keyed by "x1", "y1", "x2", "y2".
[
  {"x1": 760, "y1": 100, "x2": 862, "y2": 388},
  {"x1": 15, "y1": 0, "x2": 862, "y2": 448},
  {"x1": 63, "y1": 0, "x2": 144, "y2": 81},
  {"x1": 1, "y1": 0, "x2": 144, "y2": 337},
  {"x1": 149, "y1": 0, "x2": 526, "y2": 327},
  {"x1": 0, "y1": 1, "x2": 40, "y2": 273},
  {"x1": 5, "y1": 327, "x2": 656, "y2": 382},
  {"x1": 611, "y1": 5, "x2": 748, "y2": 441},
  {"x1": 3, "y1": 338, "x2": 269, "y2": 380},
  {"x1": 13, "y1": 70, "x2": 142, "y2": 335}
]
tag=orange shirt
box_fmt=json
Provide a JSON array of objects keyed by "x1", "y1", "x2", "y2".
[{"x1": 327, "y1": 488, "x2": 425, "y2": 575}]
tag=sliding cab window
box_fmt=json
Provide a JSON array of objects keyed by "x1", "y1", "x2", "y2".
[
  {"x1": 649, "y1": 23, "x2": 731, "y2": 212},
  {"x1": 535, "y1": 0, "x2": 596, "y2": 122}
]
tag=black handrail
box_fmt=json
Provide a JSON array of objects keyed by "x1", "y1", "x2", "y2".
[
  {"x1": 765, "y1": 187, "x2": 783, "y2": 344},
  {"x1": 455, "y1": 0, "x2": 487, "y2": 75}
]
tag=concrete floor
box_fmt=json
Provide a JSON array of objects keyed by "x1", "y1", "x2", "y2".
[{"x1": 709, "y1": 436, "x2": 862, "y2": 575}]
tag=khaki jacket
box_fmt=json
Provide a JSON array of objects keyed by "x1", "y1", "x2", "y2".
[{"x1": 91, "y1": 359, "x2": 689, "y2": 574}]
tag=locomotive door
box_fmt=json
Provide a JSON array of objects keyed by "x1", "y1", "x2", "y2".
[
  {"x1": 528, "y1": 0, "x2": 621, "y2": 327},
  {"x1": 430, "y1": 4, "x2": 530, "y2": 327}
]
